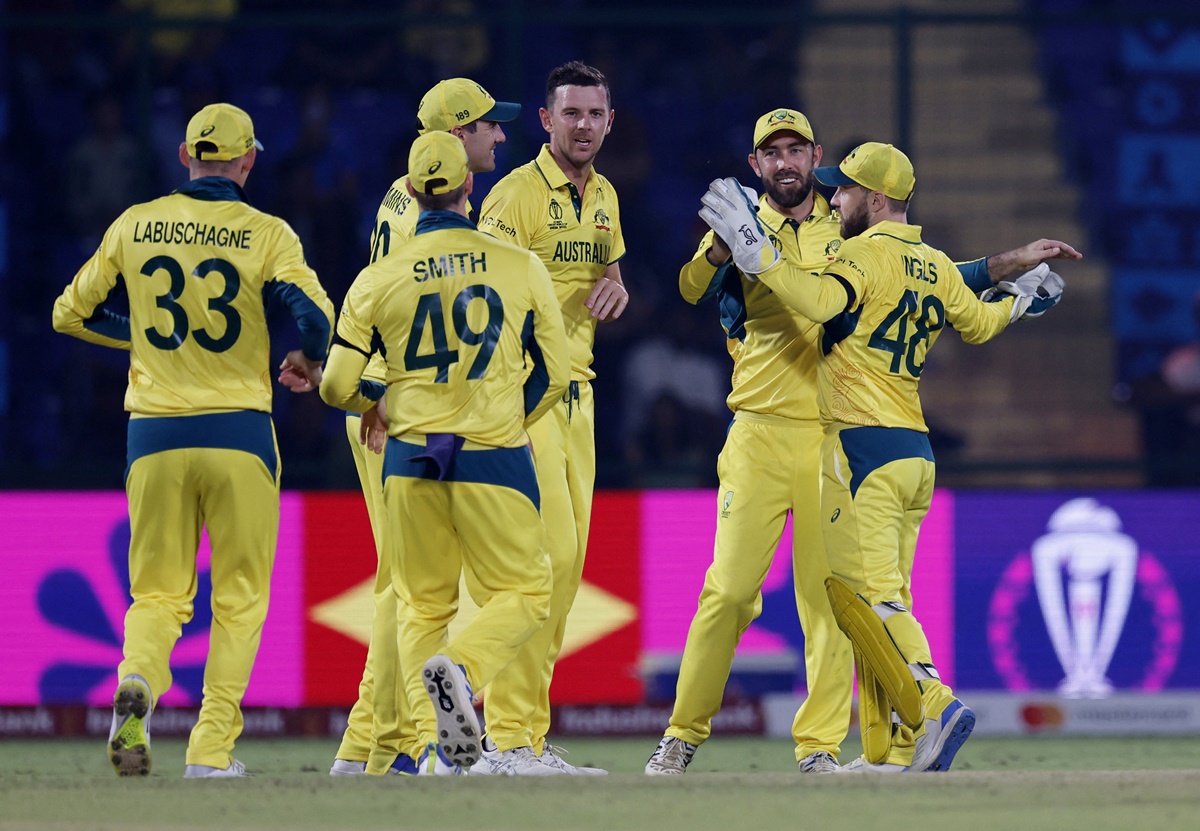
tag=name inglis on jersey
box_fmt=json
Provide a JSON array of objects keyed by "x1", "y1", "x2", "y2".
[{"x1": 413, "y1": 251, "x2": 488, "y2": 282}]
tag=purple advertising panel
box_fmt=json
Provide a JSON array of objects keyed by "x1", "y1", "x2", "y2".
[
  {"x1": 0, "y1": 492, "x2": 305, "y2": 706},
  {"x1": 955, "y1": 492, "x2": 1199, "y2": 693}
]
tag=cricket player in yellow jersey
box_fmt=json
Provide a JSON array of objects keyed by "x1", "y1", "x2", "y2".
[
  {"x1": 319, "y1": 130, "x2": 570, "y2": 770},
  {"x1": 697, "y1": 142, "x2": 1067, "y2": 773},
  {"x1": 647, "y1": 111, "x2": 1082, "y2": 777},
  {"x1": 474, "y1": 60, "x2": 629, "y2": 775},
  {"x1": 326, "y1": 78, "x2": 520, "y2": 779},
  {"x1": 51, "y1": 103, "x2": 334, "y2": 778}
]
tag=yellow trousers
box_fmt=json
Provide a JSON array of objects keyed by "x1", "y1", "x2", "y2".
[
  {"x1": 334, "y1": 415, "x2": 427, "y2": 774},
  {"x1": 120, "y1": 411, "x2": 279, "y2": 769},
  {"x1": 483, "y1": 381, "x2": 595, "y2": 753},
  {"x1": 820, "y1": 425, "x2": 956, "y2": 765},
  {"x1": 666, "y1": 414, "x2": 854, "y2": 760},
  {"x1": 384, "y1": 438, "x2": 553, "y2": 744}
]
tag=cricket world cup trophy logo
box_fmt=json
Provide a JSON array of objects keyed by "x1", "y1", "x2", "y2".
[{"x1": 988, "y1": 497, "x2": 1183, "y2": 695}]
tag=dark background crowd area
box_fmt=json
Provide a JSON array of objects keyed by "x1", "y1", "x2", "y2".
[{"x1": 5, "y1": 0, "x2": 1200, "y2": 490}]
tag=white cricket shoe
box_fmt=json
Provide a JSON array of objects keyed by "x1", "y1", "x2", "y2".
[
  {"x1": 108, "y1": 675, "x2": 152, "y2": 777},
  {"x1": 644, "y1": 736, "x2": 697, "y2": 775},
  {"x1": 838, "y1": 756, "x2": 908, "y2": 773},
  {"x1": 540, "y1": 743, "x2": 608, "y2": 775},
  {"x1": 184, "y1": 758, "x2": 250, "y2": 778},
  {"x1": 417, "y1": 742, "x2": 467, "y2": 776},
  {"x1": 797, "y1": 750, "x2": 840, "y2": 774},
  {"x1": 910, "y1": 698, "x2": 976, "y2": 772},
  {"x1": 422, "y1": 655, "x2": 481, "y2": 768},
  {"x1": 328, "y1": 759, "x2": 366, "y2": 776},
  {"x1": 468, "y1": 738, "x2": 565, "y2": 776}
]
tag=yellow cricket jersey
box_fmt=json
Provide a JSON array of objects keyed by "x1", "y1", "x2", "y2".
[
  {"x1": 51, "y1": 177, "x2": 334, "y2": 415},
  {"x1": 477, "y1": 144, "x2": 624, "y2": 382},
  {"x1": 759, "y1": 221, "x2": 1014, "y2": 432},
  {"x1": 679, "y1": 192, "x2": 842, "y2": 422},
  {"x1": 321, "y1": 211, "x2": 570, "y2": 447}
]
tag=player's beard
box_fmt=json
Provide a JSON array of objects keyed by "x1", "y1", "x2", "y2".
[
  {"x1": 763, "y1": 171, "x2": 814, "y2": 210},
  {"x1": 839, "y1": 199, "x2": 870, "y2": 239}
]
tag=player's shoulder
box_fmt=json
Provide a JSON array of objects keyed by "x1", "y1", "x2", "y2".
[{"x1": 490, "y1": 159, "x2": 546, "y2": 195}]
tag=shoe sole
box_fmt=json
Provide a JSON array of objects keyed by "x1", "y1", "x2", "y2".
[
  {"x1": 923, "y1": 706, "x2": 975, "y2": 772},
  {"x1": 423, "y1": 656, "x2": 480, "y2": 768},
  {"x1": 108, "y1": 682, "x2": 151, "y2": 777}
]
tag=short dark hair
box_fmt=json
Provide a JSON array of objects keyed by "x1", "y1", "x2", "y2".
[{"x1": 545, "y1": 61, "x2": 611, "y2": 109}]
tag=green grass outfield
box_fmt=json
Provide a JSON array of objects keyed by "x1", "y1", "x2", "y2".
[{"x1": 3, "y1": 736, "x2": 1200, "y2": 831}]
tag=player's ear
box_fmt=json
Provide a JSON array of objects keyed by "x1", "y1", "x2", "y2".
[
  {"x1": 539, "y1": 107, "x2": 552, "y2": 134},
  {"x1": 241, "y1": 147, "x2": 257, "y2": 176},
  {"x1": 405, "y1": 179, "x2": 417, "y2": 198},
  {"x1": 811, "y1": 143, "x2": 823, "y2": 168},
  {"x1": 748, "y1": 152, "x2": 762, "y2": 178},
  {"x1": 603, "y1": 108, "x2": 614, "y2": 135},
  {"x1": 178, "y1": 142, "x2": 191, "y2": 170},
  {"x1": 464, "y1": 172, "x2": 474, "y2": 197}
]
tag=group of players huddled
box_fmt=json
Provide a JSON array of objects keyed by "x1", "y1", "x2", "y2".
[{"x1": 53, "y1": 59, "x2": 1079, "y2": 779}]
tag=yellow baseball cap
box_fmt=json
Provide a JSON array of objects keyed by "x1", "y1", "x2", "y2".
[
  {"x1": 408, "y1": 131, "x2": 470, "y2": 196},
  {"x1": 814, "y1": 142, "x2": 915, "y2": 200},
  {"x1": 417, "y1": 78, "x2": 521, "y2": 134},
  {"x1": 752, "y1": 108, "x2": 815, "y2": 149},
  {"x1": 185, "y1": 103, "x2": 263, "y2": 161}
]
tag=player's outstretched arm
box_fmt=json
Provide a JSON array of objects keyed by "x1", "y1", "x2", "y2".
[{"x1": 985, "y1": 239, "x2": 1082, "y2": 282}]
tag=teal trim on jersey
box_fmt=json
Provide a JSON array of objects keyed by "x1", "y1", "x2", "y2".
[
  {"x1": 173, "y1": 177, "x2": 249, "y2": 203},
  {"x1": 957, "y1": 258, "x2": 991, "y2": 294},
  {"x1": 717, "y1": 265, "x2": 748, "y2": 342},
  {"x1": 521, "y1": 310, "x2": 550, "y2": 417},
  {"x1": 84, "y1": 308, "x2": 132, "y2": 342},
  {"x1": 82, "y1": 274, "x2": 132, "y2": 342},
  {"x1": 125, "y1": 410, "x2": 276, "y2": 483},
  {"x1": 414, "y1": 211, "x2": 476, "y2": 235},
  {"x1": 840, "y1": 426, "x2": 933, "y2": 498},
  {"x1": 359, "y1": 379, "x2": 385, "y2": 401},
  {"x1": 383, "y1": 438, "x2": 540, "y2": 510},
  {"x1": 696, "y1": 260, "x2": 730, "y2": 304},
  {"x1": 566, "y1": 183, "x2": 582, "y2": 221},
  {"x1": 821, "y1": 274, "x2": 860, "y2": 355},
  {"x1": 263, "y1": 281, "x2": 331, "y2": 361},
  {"x1": 868, "y1": 232, "x2": 922, "y2": 247}
]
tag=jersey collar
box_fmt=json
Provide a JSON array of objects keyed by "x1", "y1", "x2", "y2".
[
  {"x1": 415, "y1": 210, "x2": 476, "y2": 235},
  {"x1": 174, "y1": 176, "x2": 249, "y2": 203},
  {"x1": 755, "y1": 189, "x2": 832, "y2": 233},
  {"x1": 865, "y1": 220, "x2": 922, "y2": 243},
  {"x1": 533, "y1": 144, "x2": 596, "y2": 193}
]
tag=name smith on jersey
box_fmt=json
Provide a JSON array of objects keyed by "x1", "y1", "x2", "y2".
[
  {"x1": 132, "y1": 220, "x2": 252, "y2": 249},
  {"x1": 413, "y1": 251, "x2": 489, "y2": 281}
]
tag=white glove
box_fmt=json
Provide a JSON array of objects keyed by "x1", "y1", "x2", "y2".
[
  {"x1": 698, "y1": 177, "x2": 780, "y2": 275},
  {"x1": 981, "y1": 263, "x2": 1064, "y2": 322}
]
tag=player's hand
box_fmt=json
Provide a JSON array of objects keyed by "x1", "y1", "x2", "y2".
[
  {"x1": 359, "y1": 396, "x2": 388, "y2": 454},
  {"x1": 586, "y1": 276, "x2": 629, "y2": 322},
  {"x1": 698, "y1": 178, "x2": 779, "y2": 275},
  {"x1": 278, "y1": 350, "x2": 324, "y2": 392},
  {"x1": 988, "y1": 239, "x2": 1082, "y2": 281},
  {"x1": 982, "y1": 263, "x2": 1065, "y2": 321}
]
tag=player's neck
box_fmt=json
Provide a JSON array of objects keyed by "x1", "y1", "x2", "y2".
[{"x1": 549, "y1": 147, "x2": 593, "y2": 191}]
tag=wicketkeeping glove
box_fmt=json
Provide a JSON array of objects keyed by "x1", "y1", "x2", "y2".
[
  {"x1": 981, "y1": 262, "x2": 1065, "y2": 322},
  {"x1": 698, "y1": 177, "x2": 780, "y2": 275}
]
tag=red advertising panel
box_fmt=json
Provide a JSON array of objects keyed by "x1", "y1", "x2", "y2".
[{"x1": 302, "y1": 492, "x2": 378, "y2": 704}]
